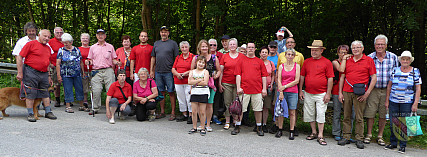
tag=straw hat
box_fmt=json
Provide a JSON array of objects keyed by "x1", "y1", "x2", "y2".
[
  {"x1": 398, "y1": 51, "x2": 414, "y2": 62},
  {"x1": 307, "y1": 40, "x2": 326, "y2": 49}
]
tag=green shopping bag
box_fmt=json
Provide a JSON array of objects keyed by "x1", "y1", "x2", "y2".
[{"x1": 406, "y1": 112, "x2": 423, "y2": 137}]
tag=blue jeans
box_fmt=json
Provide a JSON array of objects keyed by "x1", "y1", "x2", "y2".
[
  {"x1": 155, "y1": 72, "x2": 174, "y2": 93},
  {"x1": 62, "y1": 76, "x2": 84, "y2": 103},
  {"x1": 389, "y1": 101, "x2": 412, "y2": 148}
]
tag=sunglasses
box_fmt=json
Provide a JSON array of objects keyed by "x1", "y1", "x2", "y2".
[
  {"x1": 269, "y1": 46, "x2": 277, "y2": 49},
  {"x1": 210, "y1": 44, "x2": 217, "y2": 46}
]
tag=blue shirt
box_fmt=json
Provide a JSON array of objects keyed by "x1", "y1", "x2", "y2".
[
  {"x1": 57, "y1": 47, "x2": 82, "y2": 77},
  {"x1": 267, "y1": 53, "x2": 279, "y2": 73},
  {"x1": 389, "y1": 67, "x2": 422, "y2": 103},
  {"x1": 274, "y1": 39, "x2": 287, "y2": 54},
  {"x1": 367, "y1": 51, "x2": 399, "y2": 88}
]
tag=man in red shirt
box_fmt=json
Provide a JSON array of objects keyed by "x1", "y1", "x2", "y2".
[
  {"x1": 16, "y1": 29, "x2": 58, "y2": 122},
  {"x1": 299, "y1": 40, "x2": 334, "y2": 145},
  {"x1": 338, "y1": 40, "x2": 377, "y2": 149},
  {"x1": 48, "y1": 27, "x2": 65, "y2": 107},
  {"x1": 235, "y1": 43, "x2": 268, "y2": 136},
  {"x1": 130, "y1": 30, "x2": 153, "y2": 82}
]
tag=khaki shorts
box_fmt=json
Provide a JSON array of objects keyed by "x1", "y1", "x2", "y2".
[
  {"x1": 50, "y1": 67, "x2": 61, "y2": 86},
  {"x1": 242, "y1": 93, "x2": 263, "y2": 112},
  {"x1": 364, "y1": 88, "x2": 387, "y2": 118},
  {"x1": 303, "y1": 91, "x2": 327, "y2": 123},
  {"x1": 263, "y1": 93, "x2": 273, "y2": 109},
  {"x1": 82, "y1": 73, "x2": 89, "y2": 93}
]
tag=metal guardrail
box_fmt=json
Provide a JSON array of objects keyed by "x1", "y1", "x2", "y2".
[{"x1": 0, "y1": 63, "x2": 17, "y2": 74}]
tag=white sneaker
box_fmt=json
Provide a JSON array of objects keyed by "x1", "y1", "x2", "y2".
[
  {"x1": 109, "y1": 118, "x2": 115, "y2": 124},
  {"x1": 197, "y1": 126, "x2": 202, "y2": 131},
  {"x1": 206, "y1": 126, "x2": 213, "y2": 132}
]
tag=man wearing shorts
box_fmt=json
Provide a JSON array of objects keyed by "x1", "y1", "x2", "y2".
[
  {"x1": 48, "y1": 27, "x2": 65, "y2": 107},
  {"x1": 86, "y1": 29, "x2": 120, "y2": 113},
  {"x1": 365, "y1": 35, "x2": 399, "y2": 145},
  {"x1": 150, "y1": 26, "x2": 179, "y2": 120},
  {"x1": 299, "y1": 40, "x2": 334, "y2": 145},
  {"x1": 235, "y1": 43, "x2": 268, "y2": 136},
  {"x1": 16, "y1": 29, "x2": 57, "y2": 122},
  {"x1": 337, "y1": 40, "x2": 377, "y2": 149}
]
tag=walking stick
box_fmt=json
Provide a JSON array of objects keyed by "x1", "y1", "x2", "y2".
[{"x1": 87, "y1": 63, "x2": 95, "y2": 117}]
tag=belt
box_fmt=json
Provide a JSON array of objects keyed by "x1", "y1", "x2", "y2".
[{"x1": 24, "y1": 64, "x2": 47, "y2": 73}]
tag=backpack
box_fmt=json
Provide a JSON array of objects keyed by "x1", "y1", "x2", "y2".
[{"x1": 149, "y1": 79, "x2": 164, "y2": 101}]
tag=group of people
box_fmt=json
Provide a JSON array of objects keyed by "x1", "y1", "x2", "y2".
[{"x1": 12, "y1": 22, "x2": 422, "y2": 153}]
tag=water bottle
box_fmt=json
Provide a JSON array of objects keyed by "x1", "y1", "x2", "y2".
[{"x1": 386, "y1": 110, "x2": 390, "y2": 121}]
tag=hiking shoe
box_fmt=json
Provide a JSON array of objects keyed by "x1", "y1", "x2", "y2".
[
  {"x1": 257, "y1": 126, "x2": 264, "y2": 136},
  {"x1": 338, "y1": 138, "x2": 350, "y2": 146},
  {"x1": 54, "y1": 101, "x2": 60, "y2": 107},
  {"x1": 253, "y1": 125, "x2": 257, "y2": 132},
  {"x1": 231, "y1": 125, "x2": 241, "y2": 135},
  {"x1": 212, "y1": 116, "x2": 222, "y2": 125},
  {"x1": 187, "y1": 116, "x2": 192, "y2": 124},
  {"x1": 45, "y1": 112, "x2": 57, "y2": 120},
  {"x1": 398, "y1": 147, "x2": 405, "y2": 154},
  {"x1": 334, "y1": 136, "x2": 342, "y2": 141},
  {"x1": 269, "y1": 125, "x2": 278, "y2": 134},
  {"x1": 356, "y1": 140, "x2": 364, "y2": 149},
  {"x1": 176, "y1": 115, "x2": 185, "y2": 122},
  {"x1": 294, "y1": 127, "x2": 299, "y2": 136},
  {"x1": 262, "y1": 125, "x2": 268, "y2": 133},
  {"x1": 148, "y1": 115, "x2": 155, "y2": 122},
  {"x1": 275, "y1": 130, "x2": 282, "y2": 138},
  {"x1": 27, "y1": 113, "x2": 36, "y2": 122},
  {"x1": 384, "y1": 144, "x2": 397, "y2": 150},
  {"x1": 349, "y1": 138, "x2": 356, "y2": 143}
]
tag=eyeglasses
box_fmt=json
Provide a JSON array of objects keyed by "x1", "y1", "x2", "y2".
[
  {"x1": 286, "y1": 42, "x2": 295, "y2": 44},
  {"x1": 209, "y1": 44, "x2": 217, "y2": 46},
  {"x1": 269, "y1": 46, "x2": 277, "y2": 49},
  {"x1": 351, "y1": 47, "x2": 363, "y2": 49},
  {"x1": 375, "y1": 44, "x2": 386, "y2": 46}
]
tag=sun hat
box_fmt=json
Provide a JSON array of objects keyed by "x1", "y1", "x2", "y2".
[
  {"x1": 398, "y1": 50, "x2": 414, "y2": 62},
  {"x1": 307, "y1": 40, "x2": 326, "y2": 49}
]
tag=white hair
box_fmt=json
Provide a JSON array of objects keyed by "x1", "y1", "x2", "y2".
[
  {"x1": 54, "y1": 27, "x2": 63, "y2": 33},
  {"x1": 80, "y1": 33, "x2": 90, "y2": 40},
  {"x1": 61, "y1": 33, "x2": 73, "y2": 43},
  {"x1": 179, "y1": 41, "x2": 190, "y2": 48},
  {"x1": 229, "y1": 38, "x2": 238, "y2": 46},
  {"x1": 137, "y1": 68, "x2": 150, "y2": 79},
  {"x1": 351, "y1": 40, "x2": 364, "y2": 48},
  {"x1": 374, "y1": 34, "x2": 388, "y2": 44},
  {"x1": 208, "y1": 39, "x2": 217, "y2": 45}
]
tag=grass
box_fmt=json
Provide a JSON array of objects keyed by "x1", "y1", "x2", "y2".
[{"x1": 1, "y1": 73, "x2": 426, "y2": 148}]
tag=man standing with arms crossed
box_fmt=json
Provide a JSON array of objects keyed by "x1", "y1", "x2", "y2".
[
  {"x1": 364, "y1": 35, "x2": 399, "y2": 146},
  {"x1": 85, "y1": 29, "x2": 120, "y2": 114},
  {"x1": 235, "y1": 43, "x2": 268, "y2": 136},
  {"x1": 16, "y1": 29, "x2": 57, "y2": 122},
  {"x1": 150, "y1": 26, "x2": 179, "y2": 120},
  {"x1": 299, "y1": 40, "x2": 334, "y2": 145}
]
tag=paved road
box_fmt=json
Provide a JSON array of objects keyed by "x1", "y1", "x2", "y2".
[{"x1": 1, "y1": 104, "x2": 425, "y2": 157}]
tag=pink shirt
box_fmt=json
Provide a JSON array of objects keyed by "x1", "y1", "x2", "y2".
[
  {"x1": 265, "y1": 60, "x2": 275, "y2": 86},
  {"x1": 280, "y1": 63, "x2": 298, "y2": 93},
  {"x1": 133, "y1": 79, "x2": 156, "y2": 98},
  {"x1": 87, "y1": 42, "x2": 117, "y2": 70}
]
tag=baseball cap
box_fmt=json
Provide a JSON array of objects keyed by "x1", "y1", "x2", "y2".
[
  {"x1": 96, "y1": 29, "x2": 105, "y2": 34},
  {"x1": 268, "y1": 41, "x2": 278, "y2": 47},
  {"x1": 221, "y1": 35, "x2": 230, "y2": 40},
  {"x1": 160, "y1": 26, "x2": 169, "y2": 31},
  {"x1": 275, "y1": 30, "x2": 285, "y2": 36}
]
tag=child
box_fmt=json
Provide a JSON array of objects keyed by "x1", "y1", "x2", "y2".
[{"x1": 187, "y1": 55, "x2": 210, "y2": 136}]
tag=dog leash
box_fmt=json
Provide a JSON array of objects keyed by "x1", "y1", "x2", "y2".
[{"x1": 20, "y1": 81, "x2": 49, "y2": 100}]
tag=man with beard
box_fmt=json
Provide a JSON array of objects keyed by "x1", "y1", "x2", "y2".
[{"x1": 130, "y1": 30, "x2": 154, "y2": 82}]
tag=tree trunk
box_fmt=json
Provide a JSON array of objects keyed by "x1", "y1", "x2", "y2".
[
  {"x1": 120, "y1": 0, "x2": 126, "y2": 41},
  {"x1": 83, "y1": 0, "x2": 89, "y2": 33},
  {"x1": 141, "y1": 0, "x2": 147, "y2": 30},
  {"x1": 107, "y1": 0, "x2": 111, "y2": 42},
  {"x1": 195, "y1": 0, "x2": 200, "y2": 43},
  {"x1": 39, "y1": 0, "x2": 47, "y2": 29},
  {"x1": 146, "y1": 4, "x2": 153, "y2": 44},
  {"x1": 26, "y1": 0, "x2": 34, "y2": 22},
  {"x1": 72, "y1": 0, "x2": 77, "y2": 35},
  {"x1": 413, "y1": 10, "x2": 426, "y2": 93}
]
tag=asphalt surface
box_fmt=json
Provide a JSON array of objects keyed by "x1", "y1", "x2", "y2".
[{"x1": 1, "y1": 103, "x2": 426, "y2": 157}]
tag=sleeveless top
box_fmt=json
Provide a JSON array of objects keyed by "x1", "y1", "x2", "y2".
[
  {"x1": 332, "y1": 59, "x2": 341, "y2": 95},
  {"x1": 196, "y1": 54, "x2": 216, "y2": 76},
  {"x1": 280, "y1": 62, "x2": 298, "y2": 93},
  {"x1": 190, "y1": 69, "x2": 210, "y2": 96}
]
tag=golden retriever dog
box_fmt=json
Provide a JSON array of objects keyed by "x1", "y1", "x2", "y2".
[{"x1": 0, "y1": 87, "x2": 54, "y2": 120}]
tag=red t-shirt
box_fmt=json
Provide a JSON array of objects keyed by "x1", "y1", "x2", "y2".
[
  {"x1": 300, "y1": 56, "x2": 334, "y2": 94},
  {"x1": 79, "y1": 47, "x2": 92, "y2": 72},
  {"x1": 107, "y1": 81, "x2": 132, "y2": 104},
  {"x1": 130, "y1": 44, "x2": 153, "y2": 74},
  {"x1": 20, "y1": 40, "x2": 51, "y2": 72},
  {"x1": 115, "y1": 47, "x2": 131, "y2": 77},
  {"x1": 220, "y1": 53, "x2": 243, "y2": 84},
  {"x1": 214, "y1": 51, "x2": 224, "y2": 63},
  {"x1": 48, "y1": 38, "x2": 64, "y2": 66},
  {"x1": 234, "y1": 56, "x2": 268, "y2": 94},
  {"x1": 172, "y1": 53, "x2": 194, "y2": 84},
  {"x1": 133, "y1": 79, "x2": 156, "y2": 98},
  {"x1": 331, "y1": 59, "x2": 342, "y2": 95},
  {"x1": 343, "y1": 54, "x2": 376, "y2": 93}
]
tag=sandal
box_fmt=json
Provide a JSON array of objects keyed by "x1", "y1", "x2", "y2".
[
  {"x1": 65, "y1": 107, "x2": 74, "y2": 113},
  {"x1": 78, "y1": 106, "x2": 88, "y2": 111},
  {"x1": 224, "y1": 123, "x2": 230, "y2": 130},
  {"x1": 168, "y1": 114, "x2": 176, "y2": 121},
  {"x1": 317, "y1": 137, "x2": 327, "y2": 146},
  {"x1": 188, "y1": 128, "x2": 196, "y2": 134},
  {"x1": 156, "y1": 113, "x2": 166, "y2": 119},
  {"x1": 306, "y1": 133, "x2": 318, "y2": 140},
  {"x1": 377, "y1": 137, "x2": 385, "y2": 146},
  {"x1": 84, "y1": 108, "x2": 91, "y2": 112},
  {"x1": 200, "y1": 129, "x2": 206, "y2": 136},
  {"x1": 364, "y1": 135, "x2": 372, "y2": 144}
]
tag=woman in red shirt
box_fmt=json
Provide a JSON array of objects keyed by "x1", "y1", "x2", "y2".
[
  {"x1": 106, "y1": 70, "x2": 132, "y2": 124},
  {"x1": 116, "y1": 35, "x2": 133, "y2": 86},
  {"x1": 78, "y1": 33, "x2": 91, "y2": 111},
  {"x1": 219, "y1": 38, "x2": 244, "y2": 130}
]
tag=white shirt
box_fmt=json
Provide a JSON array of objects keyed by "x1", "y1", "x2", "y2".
[{"x1": 12, "y1": 36, "x2": 54, "y2": 62}]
